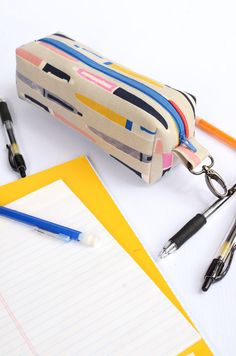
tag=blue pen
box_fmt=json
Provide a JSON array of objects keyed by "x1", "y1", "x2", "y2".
[{"x1": 0, "y1": 206, "x2": 98, "y2": 246}]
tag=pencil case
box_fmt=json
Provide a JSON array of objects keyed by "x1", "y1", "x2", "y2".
[{"x1": 16, "y1": 32, "x2": 210, "y2": 184}]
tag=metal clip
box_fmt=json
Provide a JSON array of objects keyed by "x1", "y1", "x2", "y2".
[
  {"x1": 215, "y1": 246, "x2": 236, "y2": 282},
  {"x1": 187, "y1": 155, "x2": 228, "y2": 198},
  {"x1": 6, "y1": 144, "x2": 18, "y2": 171}
]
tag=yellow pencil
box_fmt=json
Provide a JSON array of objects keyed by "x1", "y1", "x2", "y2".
[{"x1": 196, "y1": 117, "x2": 236, "y2": 150}]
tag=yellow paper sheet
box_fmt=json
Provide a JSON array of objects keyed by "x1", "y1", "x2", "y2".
[{"x1": 0, "y1": 156, "x2": 212, "y2": 355}]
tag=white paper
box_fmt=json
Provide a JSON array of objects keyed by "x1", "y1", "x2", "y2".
[{"x1": 0, "y1": 180, "x2": 200, "y2": 355}]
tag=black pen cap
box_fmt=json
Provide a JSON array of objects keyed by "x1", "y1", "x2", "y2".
[
  {"x1": 0, "y1": 100, "x2": 12, "y2": 124},
  {"x1": 202, "y1": 258, "x2": 224, "y2": 292}
]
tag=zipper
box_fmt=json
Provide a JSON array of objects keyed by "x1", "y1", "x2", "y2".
[{"x1": 39, "y1": 37, "x2": 196, "y2": 152}]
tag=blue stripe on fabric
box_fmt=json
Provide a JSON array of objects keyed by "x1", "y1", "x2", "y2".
[
  {"x1": 103, "y1": 61, "x2": 113, "y2": 65},
  {"x1": 81, "y1": 47, "x2": 103, "y2": 59},
  {"x1": 140, "y1": 126, "x2": 157, "y2": 135},
  {"x1": 39, "y1": 37, "x2": 185, "y2": 140},
  {"x1": 125, "y1": 120, "x2": 133, "y2": 130}
]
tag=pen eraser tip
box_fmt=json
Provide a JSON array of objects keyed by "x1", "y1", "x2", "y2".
[{"x1": 80, "y1": 233, "x2": 100, "y2": 246}]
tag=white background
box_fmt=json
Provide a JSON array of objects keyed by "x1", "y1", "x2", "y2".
[{"x1": 0, "y1": 0, "x2": 236, "y2": 355}]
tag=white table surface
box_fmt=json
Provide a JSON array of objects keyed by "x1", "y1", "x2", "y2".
[{"x1": 1, "y1": 1, "x2": 236, "y2": 354}]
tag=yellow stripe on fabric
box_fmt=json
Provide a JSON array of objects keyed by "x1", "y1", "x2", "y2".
[
  {"x1": 75, "y1": 93, "x2": 127, "y2": 127},
  {"x1": 109, "y1": 63, "x2": 164, "y2": 89}
]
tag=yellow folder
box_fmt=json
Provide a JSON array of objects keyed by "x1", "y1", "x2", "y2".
[{"x1": 0, "y1": 156, "x2": 212, "y2": 355}]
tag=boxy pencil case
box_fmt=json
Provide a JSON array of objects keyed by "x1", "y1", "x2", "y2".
[{"x1": 16, "y1": 32, "x2": 228, "y2": 196}]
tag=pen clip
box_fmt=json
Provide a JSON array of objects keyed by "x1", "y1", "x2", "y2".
[
  {"x1": 35, "y1": 228, "x2": 71, "y2": 242},
  {"x1": 214, "y1": 246, "x2": 236, "y2": 282},
  {"x1": 6, "y1": 144, "x2": 18, "y2": 172}
]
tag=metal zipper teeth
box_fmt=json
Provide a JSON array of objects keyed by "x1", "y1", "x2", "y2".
[{"x1": 39, "y1": 37, "x2": 188, "y2": 145}]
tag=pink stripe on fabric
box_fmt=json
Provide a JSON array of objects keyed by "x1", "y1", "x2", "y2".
[
  {"x1": 177, "y1": 145, "x2": 201, "y2": 166},
  {"x1": 0, "y1": 292, "x2": 38, "y2": 355},
  {"x1": 38, "y1": 42, "x2": 77, "y2": 62},
  {"x1": 53, "y1": 111, "x2": 96, "y2": 142},
  {"x1": 155, "y1": 140, "x2": 163, "y2": 154},
  {"x1": 16, "y1": 48, "x2": 42, "y2": 66},
  {"x1": 155, "y1": 141, "x2": 173, "y2": 168},
  {"x1": 162, "y1": 152, "x2": 173, "y2": 169},
  {"x1": 77, "y1": 68, "x2": 118, "y2": 92}
]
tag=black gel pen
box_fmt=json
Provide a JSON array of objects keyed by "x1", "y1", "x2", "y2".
[{"x1": 0, "y1": 99, "x2": 27, "y2": 178}]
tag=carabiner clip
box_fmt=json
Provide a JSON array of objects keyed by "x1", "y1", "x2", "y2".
[
  {"x1": 187, "y1": 155, "x2": 228, "y2": 198},
  {"x1": 204, "y1": 165, "x2": 228, "y2": 198}
]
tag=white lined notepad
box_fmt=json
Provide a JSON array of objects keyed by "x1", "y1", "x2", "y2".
[{"x1": 0, "y1": 180, "x2": 200, "y2": 355}]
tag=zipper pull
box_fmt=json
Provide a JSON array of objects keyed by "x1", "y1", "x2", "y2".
[{"x1": 180, "y1": 138, "x2": 197, "y2": 153}]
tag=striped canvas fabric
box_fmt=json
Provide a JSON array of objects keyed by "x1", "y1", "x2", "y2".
[{"x1": 16, "y1": 33, "x2": 209, "y2": 183}]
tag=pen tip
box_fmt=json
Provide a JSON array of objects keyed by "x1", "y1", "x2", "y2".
[
  {"x1": 158, "y1": 249, "x2": 168, "y2": 259},
  {"x1": 158, "y1": 241, "x2": 177, "y2": 259}
]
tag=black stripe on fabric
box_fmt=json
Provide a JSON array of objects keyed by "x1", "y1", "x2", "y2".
[
  {"x1": 25, "y1": 95, "x2": 49, "y2": 112},
  {"x1": 140, "y1": 153, "x2": 153, "y2": 162},
  {"x1": 162, "y1": 167, "x2": 171, "y2": 176},
  {"x1": 43, "y1": 63, "x2": 71, "y2": 82},
  {"x1": 176, "y1": 90, "x2": 196, "y2": 116},
  {"x1": 110, "y1": 155, "x2": 142, "y2": 178},
  {"x1": 113, "y1": 87, "x2": 168, "y2": 129},
  {"x1": 165, "y1": 85, "x2": 196, "y2": 117},
  {"x1": 47, "y1": 93, "x2": 74, "y2": 112},
  {"x1": 186, "y1": 92, "x2": 196, "y2": 103},
  {"x1": 53, "y1": 33, "x2": 75, "y2": 41}
]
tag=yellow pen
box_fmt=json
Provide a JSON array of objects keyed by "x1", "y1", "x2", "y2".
[{"x1": 202, "y1": 214, "x2": 236, "y2": 292}]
